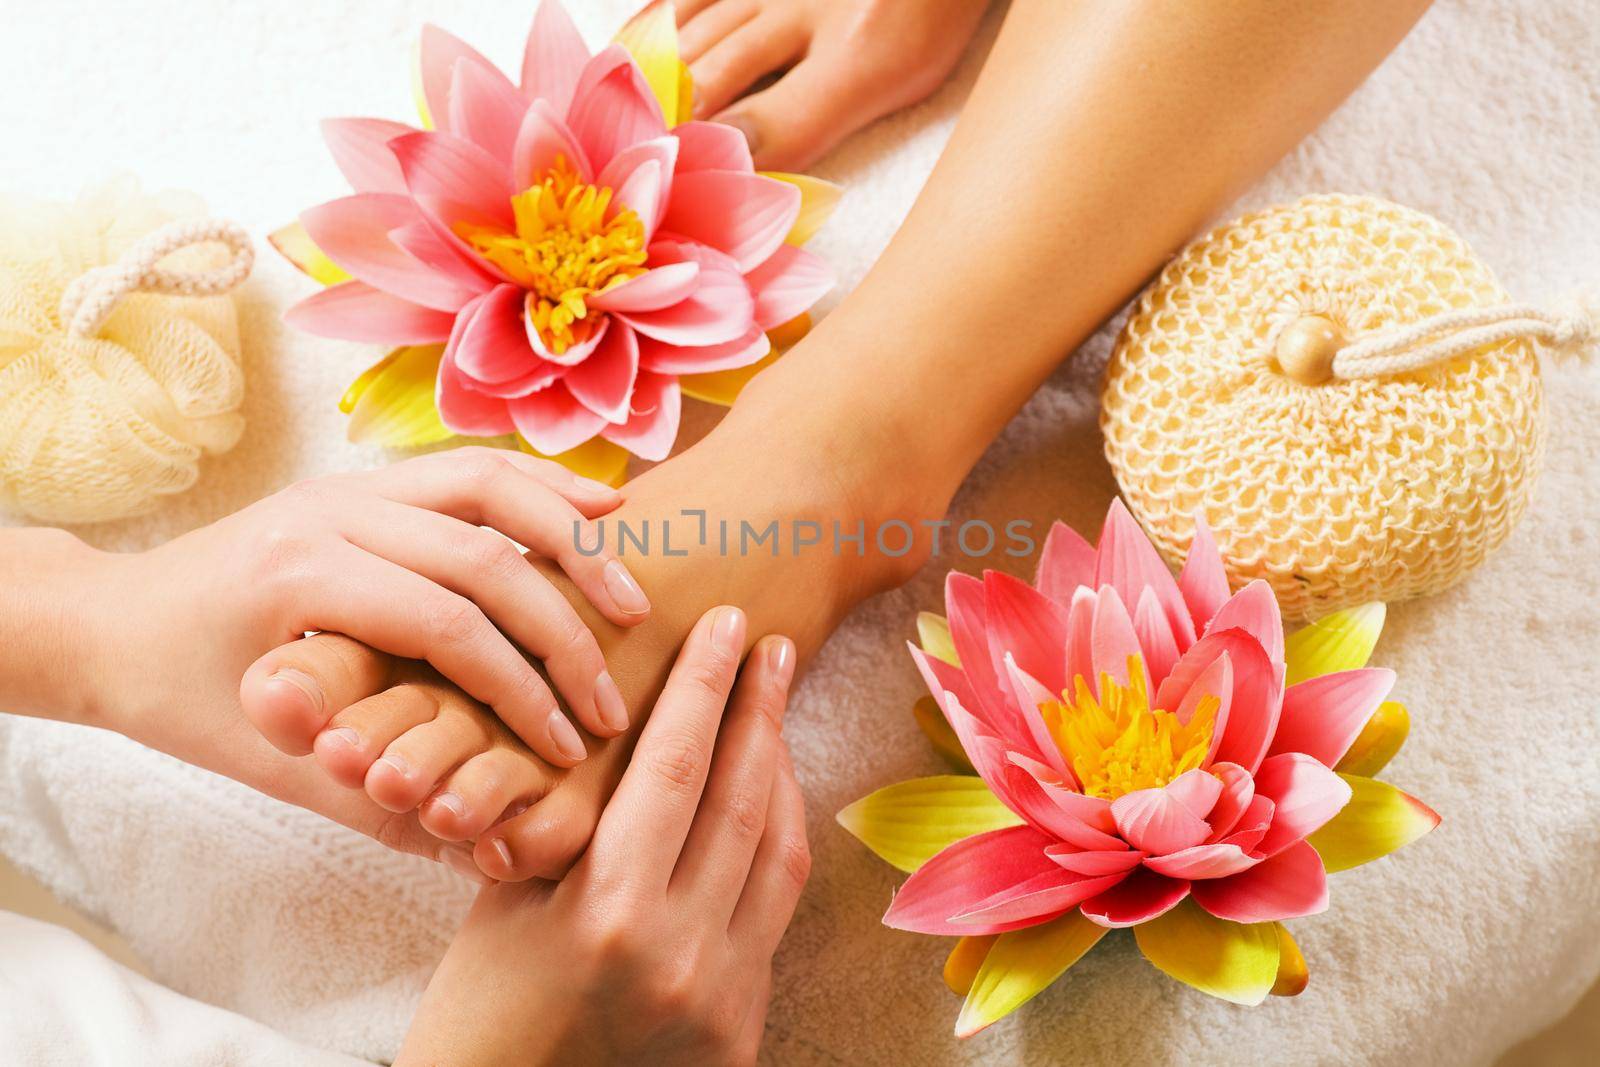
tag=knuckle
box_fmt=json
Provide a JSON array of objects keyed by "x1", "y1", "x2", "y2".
[
  {"x1": 455, "y1": 449, "x2": 509, "y2": 491},
  {"x1": 723, "y1": 788, "x2": 766, "y2": 841},
  {"x1": 466, "y1": 531, "x2": 523, "y2": 577},
  {"x1": 778, "y1": 833, "x2": 813, "y2": 887},
  {"x1": 682, "y1": 654, "x2": 736, "y2": 702},
  {"x1": 645, "y1": 735, "x2": 705, "y2": 797},
  {"x1": 646, "y1": 958, "x2": 703, "y2": 1017},
  {"x1": 424, "y1": 595, "x2": 487, "y2": 646}
]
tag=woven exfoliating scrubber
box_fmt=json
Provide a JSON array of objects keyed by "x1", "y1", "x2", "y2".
[
  {"x1": 1102, "y1": 193, "x2": 1594, "y2": 620},
  {"x1": 0, "y1": 177, "x2": 253, "y2": 524}
]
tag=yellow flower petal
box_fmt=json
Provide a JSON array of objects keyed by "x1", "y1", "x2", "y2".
[
  {"x1": 762, "y1": 172, "x2": 843, "y2": 246},
  {"x1": 836, "y1": 775, "x2": 1021, "y2": 873},
  {"x1": 912, "y1": 696, "x2": 975, "y2": 773},
  {"x1": 518, "y1": 434, "x2": 631, "y2": 487},
  {"x1": 678, "y1": 348, "x2": 780, "y2": 406},
  {"x1": 412, "y1": 38, "x2": 434, "y2": 130},
  {"x1": 345, "y1": 345, "x2": 455, "y2": 448},
  {"x1": 1306, "y1": 772, "x2": 1439, "y2": 873},
  {"x1": 1334, "y1": 700, "x2": 1411, "y2": 777},
  {"x1": 764, "y1": 311, "x2": 812, "y2": 351},
  {"x1": 1133, "y1": 898, "x2": 1280, "y2": 1006},
  {"x1": 916, "y1": 611, "x2": 959, "y2": 666},
  {"x1": 943, "y1": 935, "x2": 998, "y2": 996},
  {"x1": 675, "y1": 60, "x2": 695, "y2": 126},
  {"x1": 613, "y1": 2, "x2": 682, "y2": 126},
  {"x1": 269, "y1": 221, "x2": 352, "y2": 286},
  {"x1": 1284, "y1": 602, "x2": 1386, "y2": 686},
  {"x1": 956, "y1": 911, "x2": 1105, "y2": 1037},
  {"x1": 1270, "y1": 923, "x2": 1309, "y2": 997}
]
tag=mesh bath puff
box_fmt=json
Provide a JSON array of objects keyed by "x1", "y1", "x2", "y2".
[
  {"x1": 0, "y1": 177, "x2": 253, "y2": 524},
  {"x1": 1102, "y1": 194, "x2": 1593, "y2": 620}
]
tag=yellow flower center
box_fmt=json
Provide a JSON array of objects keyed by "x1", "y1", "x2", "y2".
[
  {"x1": 1039, "y1": 657, "x2": 1218, "y2": 801},
  {"x1": 456, "y1": 157, "x2": 649, "y2": 355}
]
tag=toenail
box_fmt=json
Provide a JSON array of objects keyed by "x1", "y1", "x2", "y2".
[
  {"x1": 594, "y1": 671, "x2": 628, "y2": 733},
  {"x1": 602, "y1": 559, "x2": 651, "y2": 616},
  {"x1": 442, "y1": 846, "x2": 489, "y2": 885},
  {"x1": 491, "y1": 837, "x2": 514, "y2": 871},
  {"x1": 378, "y1": 753, "x2": 411, "y2": 778},
  {"x1": 318, "y1": 727, "x2": 359, "y2": 750},
  {"x1": 430, "y1": 791, "x2": 467, "y2": 818},
  {"x1": 547, "y1": 711, "x2": 587, "y2": 762},
  {"x1": 267, "y1": 669, "x2": 322, "y2": 716}
]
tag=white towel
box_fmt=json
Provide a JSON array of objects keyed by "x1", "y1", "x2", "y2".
[{"x1": 1, "y1": 1, "x2": 1598, "y2": 1064}]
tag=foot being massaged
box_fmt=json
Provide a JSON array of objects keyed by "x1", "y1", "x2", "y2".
[{"x1": 0, "y1": 0, "x2": 1449, "y2": 1062}]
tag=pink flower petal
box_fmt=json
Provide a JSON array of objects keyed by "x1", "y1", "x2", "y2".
[
  {"x1": 1044, "y1": 843, "x2": 1146, "y2": 877},
  {"x1": 1064, "y1": 586, "x2": 1096, "y2": 698},
  {"x1": 1251, "y1": 753, "x2": 1353, "y2": 857},
  {"x1": 512, "y1": 100, "x2": 594, "y2": 190},
  {"x1": 321, "y1": 117, "x2": 415, "y2": 194},
  {"x1": 597, "y1": 136, "x2": 679, "y2": 236},
  {"x1": 447, "y1": 56, "x2": 527, "y2": 166},
  {"x1": 673, "y1": 119, "x2": 754, "y2": 172},
  {"x1": 986, "y1": 570, "x2": 1070, "y2": 698},
  {"x1": 1144, "y1": 841, "x2": 1261, "y2": 880},
  {"x1": 744, "y1": 245, "x2": 834, "y2": 330},
  {"x1": 1036, "y1": 521, "x2": 1097, "y2": 607},
  {"x1": 1219, "y1": 796, "x2": 1275, "y2": 853},
  {"x1": 618, "y1": 269, "x2": 755, "y2": 348},
  {"x1": 391, "y1": 130, "x2": 515, "y2": 230},
  {"x1": 1079, "y1": 867, "x2": 1191, "y2": 928},
  {"x1": 417, "y1": 24, "x2": 498, "y2": 134},
  {"x1": 1133, "y1": 586, "x2": 1180, "y2": 690},
  {"x1": 562, "y1": 322, "x2": 638, "y2": 423},
  {"x1": 1268, "y1": 668, "x2": 1397, "y2": 769},
  {"x1": 1090, "y1": 586, "x2": 1150, "y2": 696},
  {"x1": 943, "y1": 571, "x2": 1012, "y2": 732},
  {"x1": 1208, "y1": 580, "x2": 1285, "y2": 667},
  {"x1": 612, "y1": 161, "x2": 665, "y2": 244},
  {"x1": 635, "y1": 328, "x2": 770, "y2": 374},
  {"x1": 1157, "y1": 629, "x2": 1280, "y2": 773},
  {"x1": 1204, "y1": 763, "x2": 1255, "y2": 842},
  {"x1": 525, "y1": 297, "x2": 610, "y2": 366},
  {"x1": 1002, "y1": 765, "x2": 1126, "y2": 851},
  {"x1": 952, "y1": 868, "x2": 1128, "y2": 928},
  {"x1": 1003, "y1": 655, "x2": 1069, "y2": 776},
  {"x1": 508, "y1": 380, "x2": 607, "y2": 454},
  {"x1": 521, "y1": 0, "x2": 591, "y2": 116},
  {"x1": 567, "y1": 47, "x2": 667, "y2": 172},
  {"x1": 436, "y1": 296, "x2": 516, "y2": 436},
  {"x1": 882, "y1": 824, "x2": 1065, "y2": 936},
  {"x1": 453, "y1": 284, "x2": 542, "y2": 383},
  {"x1": 284, "y1": 280, "x2": 456, "y2": 344},
  {"x1": 1172, "y1": 652, "x2": 1232, "y2": 765},
  {"x1": 388, "y1": 218, "x2": 499, "y2": 293},
  {"x1": 1189, "y1": 840, "x2": 1328, "y2": 923},
  {"x1": 1095, "y1": 499, "x2": 1192, "y2": 648},
  {"x1": 1179, "y1": 515, "x2": 1231, "y2": 633},
  {"x1": 1005, "y1": 756, "x2": 1122, "y2": 848},
  {"x1": 300, "y1": 194, "x2": 481, "y2": 311},
  {"x1": 1111, "y1": 785, "x2": 1213, "y2": 856},
  {"x1": 600, "y1": 370, "x2": 680, "y2": 460},
  {"x1": 660, "y1": 170, "x2": 800, "y2": 272},
  {"x1": 589, "y1": 262, "x2": 700, "y2": 314},
  {"x1": 1165, "y1": 768, "x2": 1224, "y2": 821}
]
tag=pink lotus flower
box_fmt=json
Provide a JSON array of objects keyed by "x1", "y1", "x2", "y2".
[
  {"x1": 840, "y1": 501, "x2": 1439, "y2": 1032},
  {"x1": 278, "y1": 2, "x2": 835, "y2": 462}
]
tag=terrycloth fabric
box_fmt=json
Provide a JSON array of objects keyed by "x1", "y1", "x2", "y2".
[{"x1": 1, "y1": 1, "x2": 1597, "y2": 1064}]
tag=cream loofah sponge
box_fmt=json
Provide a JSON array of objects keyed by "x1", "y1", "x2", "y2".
[
  {"x1": 0, "y1": 177, "x2": 252, "y2": 524},
  {"x1": 1102, "y1": 194, "x2": 1591, "y2": 620}
]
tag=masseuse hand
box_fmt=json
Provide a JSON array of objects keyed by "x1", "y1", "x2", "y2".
[
  {"x1": 397, "y1": 606, "x2": 809, "y2": 1066},
  {"x1": 94, "y1": 447, "x2": 650, "y2": 766}
]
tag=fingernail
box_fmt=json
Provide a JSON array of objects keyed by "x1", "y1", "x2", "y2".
[
  {"x1": 317, "y1": 726, "x2": 359, "y2": 751},
  {"x1": 768, "y1": 636, "x2": 796, "y2": 690},
  {"x1": 602, "y1": 559, "x2": 651, "y2": 616},
  {"x1": 378, "y1": 753, "x2": 411, "y2": 779},
  {"x1": 722, "y1": 113, "x2": 762, "y2": 156},
  {"x1": 268, "y1": 669, "x2": 322, "y2": 715},
  {"x1": 548, "y1": 710, "x2": 587, "y2": 762},
  {"x1": 491, "y1": 837, "x2": 514, "y2": 871},
  {"x1": 574, "y1": 475, "x2": 617, "y2": 494},
  {"x1": 430, "y1": 791, "x2": 466, "y2": 818},
  {"x1": 713, "y1": 606, "x2": 747, "y2": 654},
  {"x1": 442, "y1": 846, "x2": 489, "y2": 885},
  {"x1": 593, "y1": 671, "x2": 628, "y2": 733}
]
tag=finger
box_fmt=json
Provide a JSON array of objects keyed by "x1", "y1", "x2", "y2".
[
  {"x1": 670, "y1": 635, "x2": 795, "y2": 921},
  {"x1": 354, "y1": 448, "x2": 650, "y2": 629},
  {"x1": 729, "y1": 741, "x2": 810, "y2": 961},
  {"x1": 288, "y1": 545, "x2": 589, "y2": 768},
  {"x1": 344, "y1": 500, "x2": 626, "y2": 739},
  {"x1": 361, "y1": 446, "x2": 622, "y2": 517},
  {"x1": 240, "y1": 632, "x2": 395, "y2": 756},
  {"x1": 690, "y1": 13, "x2": 809, "y2": 120},
  {"x1": 730, "y1": 964, "x2": 773, "y2": 1066},
  {"x1": 714, "y1": 55, "x2": 878, "y2": 172},
  {"x1": 312, "y1": 682, "x2": 440, "y2": 789},
  {"x1": 587, "y1": 605, "x2": 747, "y2": 889},
  {"x1": 421, "y1": 747, "x2": 551, "y2": 843},
  {"x1": 679, "y1": 0, "x2": 758, "y2": 64}
]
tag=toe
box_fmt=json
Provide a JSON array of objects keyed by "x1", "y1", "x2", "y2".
[
  {"x1": 241, "y1": 633, "x2": 395, "y2": 756},
  {"x1": 421, "y1": 746, "x2": 551, "y2": 842},
  {"x1": 365, "y1": 708, "x2": 491, "y2": 813},
  {"x1": 473, "y1": 783, "x2": 603, "y2": 882},
  {"x1": 679, "y1": 0, "x2": 758, "y2": 65},
  {"x1": 312, "y1": 684, "x2": 440, "y2": 789},
  {"x1": 690, "y1": 12, "x2": 808, "y2": 120}
]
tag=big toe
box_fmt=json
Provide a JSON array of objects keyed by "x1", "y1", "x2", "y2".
[
  {"x1": 240, "y1": 633, "x2": 395, "y2": 756},
  {"x1": 473, "y1": 781, "x2": 601, "y2": 882}
]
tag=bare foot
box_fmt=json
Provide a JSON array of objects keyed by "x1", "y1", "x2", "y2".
[{"x1": 676, "y1": 0, "x2": 993, "y2": 170}]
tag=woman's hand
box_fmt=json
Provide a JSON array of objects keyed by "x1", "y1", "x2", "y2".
[
  {"x1": 397, "y1": 606, "x2": 808, "y2": 1066},
  {"x1": 95, "y1": 447, "x2": 650, "y2": 766}
]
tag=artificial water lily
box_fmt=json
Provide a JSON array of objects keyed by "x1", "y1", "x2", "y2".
[
  {"x1": 273, "y1": 2, "x2": 838, "y2": 478},
  {"x1": 838, "y1": 501, "x2": 1438, "y2": 1035}
]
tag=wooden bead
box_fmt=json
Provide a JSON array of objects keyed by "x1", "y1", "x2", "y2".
[{"x1": 1274, "y1": 315, "x2": 1344, "y2": 384}]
